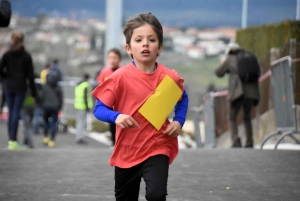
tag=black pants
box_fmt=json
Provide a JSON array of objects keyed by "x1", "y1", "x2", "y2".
[
  {"x1": 109, "y1": 123, "x2": 116, "y2": 146},
  {"x1": 229, "y1": 97, "x2": 254, "y2": 145},
  {"x1": 115, "y1": 155, "x2": 169, "y2": 201},
  {"x1": 43, "y1": 109, "x2": 58, "y2": 141}
]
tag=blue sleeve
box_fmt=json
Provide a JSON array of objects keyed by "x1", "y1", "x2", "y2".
[
  {"x1": 173, "y1": 90, "x2": 189, "y2": 127},
  {"x1": 93, "y1": 100, "x2": 121, "y2": 123}
]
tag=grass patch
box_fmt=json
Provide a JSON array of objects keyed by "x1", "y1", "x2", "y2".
[
  {"x1": 173, "y1": 57, "x2": 228, "y2": 88},
  {"x1": 92, "y1": 121, "x2": 109, "y2": 133},
  {"x1": 66, "y1": 118, "x2": 109, "y2": 133}
]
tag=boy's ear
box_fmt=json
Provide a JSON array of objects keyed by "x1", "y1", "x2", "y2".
[
  {"x1": 158, "y1": 44, "x2": 163, "y2": 54},
  {"x1": 125, "y1": 44, "x2": 132, "y2": 55}
]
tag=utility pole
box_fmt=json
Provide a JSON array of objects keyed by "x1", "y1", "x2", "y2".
[
  {"x1": 241, "y1": 0, "x2": 248, "y2": 29},
  {"x1": 297, "y1": 0, "x2": 300, "y2": 20},
  {"x1": 105, "y1": 0, "x2": 122, "y2": 66}
]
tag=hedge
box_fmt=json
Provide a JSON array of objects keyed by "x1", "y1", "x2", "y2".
[
  {"x1": 236, "y1": 20, "x2": 300, "y2": 58},
  {"x1": 236, "y1": 20, "x2": 300, "y2": 105}
]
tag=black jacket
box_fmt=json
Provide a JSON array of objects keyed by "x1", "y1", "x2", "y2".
[
  {"x1": 0, "y1": 0, "x2": 11, "y2": 27},
  {"x1": 40, "y1": 83, "x2": 63, "y2": 111},
  {"x1": 0, "y1": 47, "x2": 37, "y2": 98}
]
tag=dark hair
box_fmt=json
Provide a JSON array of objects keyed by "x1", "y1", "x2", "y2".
[
  {"x1": 228, "y1": 48, "x2": 243, "y2": 55},
  {"x1": 83, "y1": 73, "x2": 90, "y2": 80},
  {"x1": 108, "y1": 48, "x2": 122, "y2": 59},
  {"x1": 53, "y1": 59, "x2": 59, "y2": 64},
  {"x1": 11, "y1": 32, "x2": 24, "y2": 43},
  {"x1": 45, "y1": 63, "x2": 50, "y2": 69},
  {"x1": 123, "y1": 13, "x2": 163, "y2": 47}
]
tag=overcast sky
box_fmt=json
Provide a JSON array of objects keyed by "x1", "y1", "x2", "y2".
[{"x1": 10, "y1": 0, "x2": 298, "y2": 28}]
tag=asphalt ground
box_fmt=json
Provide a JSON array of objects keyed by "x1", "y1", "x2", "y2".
[{"x1": 0, "y1": 120, "x2": 299, "y2": 201}]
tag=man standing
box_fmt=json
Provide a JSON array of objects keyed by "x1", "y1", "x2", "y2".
[
  {"x1": 0, "y1": 32, "x2": 37, "y2": 150},
  {"x1": 74, "y1": 73, "x2": 93, "y2": 145},
  {"x1": 0, "y1": 0, "x2": 11, "y2": 27},
  {"x1": 215, "y1": 43, "x2": 260, "y2": 148}
]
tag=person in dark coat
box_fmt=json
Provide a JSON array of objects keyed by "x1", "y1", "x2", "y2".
[
  {"x1": 0, "y1": 32, "x2": 37, "y2": 150},
  {"x1": 0, "y1": 0, "x2": 11, "y2": 27},
  {"x1": 215, "y1": 43, "x2": 260, "y2": 148},
  {"x1": 40, "y1": 70, "x2": 63, "y2": 148}
]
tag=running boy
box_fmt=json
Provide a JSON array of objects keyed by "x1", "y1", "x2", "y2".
[
  {"x1": 96, "y1": 48, "x2": 122, "y2": 146},
  {"x1": 92, "y1": 13, "x2": 189, "y2": 201}
]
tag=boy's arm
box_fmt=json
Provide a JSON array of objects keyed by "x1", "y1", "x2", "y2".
[
  {"x1": 173, "y1": 90, "x2": 189, "y2": 127},
  {"x1": 94, "y1": 100, "x2": 139, "y2": 129},
  {"x1": 163, "y1": 90, "x2": 189, "y2": 137},
  {"x1": 94, "y1": 100, "x2": 121, "y2": 123}
]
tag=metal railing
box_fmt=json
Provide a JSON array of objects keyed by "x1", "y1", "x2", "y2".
[{"x1": 260, "y1": 56, "x2": 300, "y2": 149}]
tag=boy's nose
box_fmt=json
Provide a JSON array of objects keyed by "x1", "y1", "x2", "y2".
[{"x1": 142, "y1": 39, "x2": 149, "y2": 46}]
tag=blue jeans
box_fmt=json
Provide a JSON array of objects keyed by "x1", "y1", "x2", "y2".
[
  {"x1": 6, "y1": 92, "x2": 26, "y2": 141},
  {"x1": 43, "y1": 109, "x2": 58, "y2": 140},
  {"x1": 33, "y1": 107, "x2": 43, "y2": 133}
]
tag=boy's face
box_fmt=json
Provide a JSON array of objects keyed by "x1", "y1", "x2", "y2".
[
  {"x1": 126, "y1": 23, "x2": 162, "y2": 64},
  {"x1": 107, "y1": 52, "x2": 121, "y2": 68}
]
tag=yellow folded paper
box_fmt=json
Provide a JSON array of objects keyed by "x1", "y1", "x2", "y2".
[{"x1": 138, "y1": 75, "x2": 183, "y2": 130}]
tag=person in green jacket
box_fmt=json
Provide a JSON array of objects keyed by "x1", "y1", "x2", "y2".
[{"x1": 74, "y1": 73, "x2": 93, "y2": 145}]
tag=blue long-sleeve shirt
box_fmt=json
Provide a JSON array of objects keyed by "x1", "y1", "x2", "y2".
[{"x1": 93, "y1": 90, "x2": 189, "y2": 127}]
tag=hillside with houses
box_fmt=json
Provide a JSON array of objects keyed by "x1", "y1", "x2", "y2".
[{"x1": 0, "y1": 14, "x2": 237, "y2": 107}]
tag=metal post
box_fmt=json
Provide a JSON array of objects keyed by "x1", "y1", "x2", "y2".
[
  {"x1": 269, "y1": 48, "x2": 280, "y2": 110},
  {"x1": 289, "y1": 39, "x2": 298, "y2": 132},
  {"x1": 241, "y1": 0, "x2": 248, "y2": 29},
  {"x1": 105, "y1": 0, "x2": 123, "y2": 67},
  {"x1": 297, "y1": 0, "x2": 300, "y2": 20},
  {"x1": 191, "y1": 107, "x2": 202, "y2": 148}
]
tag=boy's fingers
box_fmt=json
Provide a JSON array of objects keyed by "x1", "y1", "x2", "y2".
[
  {"x1": 129, "y1": 117, "x2": 139, "y2": 128},
  {"x1": 163, "y1": 125, "x2": 172, "y2": 134},
  {"x1": 118, "y1": 123, "x2": 124, "y2": 129},
  {"x1": 125, "y1": 119, "x2": 133, "y2": 127}
]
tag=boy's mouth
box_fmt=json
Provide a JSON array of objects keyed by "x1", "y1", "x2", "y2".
[{"x1": 141, "y1": 50, "x2": 150, "y2": 55}]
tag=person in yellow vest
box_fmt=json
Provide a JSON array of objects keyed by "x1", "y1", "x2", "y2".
[
  {"x1": 40, "y1": 64, "x2": 50, "y2": 84},
  {"x1": 74, "y1": 73, "x2": 93, "y2": 145}
]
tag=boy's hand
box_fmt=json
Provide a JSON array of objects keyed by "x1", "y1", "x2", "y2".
[
  {"x1": 163, "y1": 121, "x2": 181, "y2": 137},
  {"x1": 115, "y1": 114, "x2": 139, "y2": 129}
]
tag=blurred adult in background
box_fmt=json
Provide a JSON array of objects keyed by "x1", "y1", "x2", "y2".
[
  {"x1": 0, "y1": 32, "x2": 37, "y2": 150},
  {"x1": 96, "y1": 48, "x2": 122, "y2": 146},
  {"x1": 74, "y1": 73, "x2": 93, "y2": 145},
  {"x1": 0, "y1": 0, "x2": 11, "y2": 27},
  {"x1": 215, "y1": 43, "x2": 260, "y2": 148},
  {"x1": 51, "y1": 59, "x2": 62, "y2": 81}
]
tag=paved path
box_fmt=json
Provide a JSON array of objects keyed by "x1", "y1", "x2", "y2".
[{"x1": 0, "y1": 121, "x2": 299, "y2": 201}]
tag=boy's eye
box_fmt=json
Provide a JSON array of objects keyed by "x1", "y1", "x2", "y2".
[
  {"x1": 150, "y1": 39, "x2": 156, "y2": 42},
  {"x1": 135, "y1": 39, "x2": 142, "y2": 42}
]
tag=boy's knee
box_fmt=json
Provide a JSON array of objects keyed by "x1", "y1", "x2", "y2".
[{"x1": 146, "y1": 190, "x2": 167, "y2": 201}]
